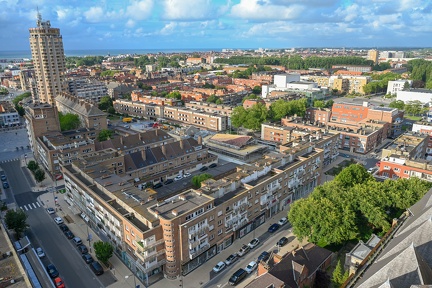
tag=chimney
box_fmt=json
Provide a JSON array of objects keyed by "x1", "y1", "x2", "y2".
[
  {"x1": 197, "y1": 136, "x2": 202, "y2": 145},
  {"x1": 180, "y1": 140, "x2": 184, "y2": 150},
  {"x1": 141, "y1": 150, "x2": 146, "y2": 161},
  {"x1": 139, "y1": 133, "x2": 142, "y2": 141},
  {"x1": 155, "y1": 129, "x2": 158, "y2": 136},
  {"x1": 161, "y1": 145, "x2": 167, "y2": 156},
  {"x1": 120, "y1": 136, "x2": 123, "y2": 145}
]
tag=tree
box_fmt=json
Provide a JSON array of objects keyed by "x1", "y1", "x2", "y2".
[
  {"x1": 332, "y1": 259, "x2": 345, "y2": 286},
  {"x1": 191, "y1": 173, "x2": 213, "y2": 188},
  {"x1": 97, "y1": 129, "x2": 113, "y2": 141},
  {"x1": 93, "y1": 241, "x2": 114, "y2": 265},
  {"x1": 107, "y1": 107, "x2": 116, "y2": 114},
  {"x1": 5, "y1": 209, "x2": 29, "y2": 238},
  {"x1": 334, "y1": 164, "x2": 374, "y2": 189},
  {"x1": 166, "y1": 91, "x2": 181, "y2": 100},
  {"x1": 389, "y1": 100, "x2": 405, "y2": 110},
  {"x1": 215, "y1": 99, "x2": 223, "y2": 104},
  {"x1": 27, "y1": 160, "x2": 39, "y2": 173},
  {"x1": 231, "y1": 106, "x2": 247, "y2": 128},
  {"x1": 0, "y1": 87, "x2": 8, "y2": 95},
  {"x1": 59, "y1": 112, "x2": 80, "y2": 131},
  {"x1": 34, "y1": 168, "x2": 46, "y2": 183},
  {"x1": 324, "y1": 99, "x2": 334, "y2": 108},
  {"x1": 206, "y1": 95, "x2": 218, "y2": 103},
  {"x1": 98, "y1": 96, "x2": 113, "y2": 111},
  {"x1": 314, "y1": 100, "x2": 325, "y2": 108},
  {"x1": 252, "y1": 85, "x2": 262, "y2": 95},
  {"x1": 242, "y1": 94, "x2": 259, "y2": 103},
  {"x1": 403, "y1": 81, "x2": 410, "y2": 90}
]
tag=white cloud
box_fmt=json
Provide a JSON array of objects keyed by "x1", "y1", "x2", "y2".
[
  {"x1": 230, "y1": 0, "x2": 304, "y2": 20},
  {"x1": 160, "y1": 22, "x2": 178, "y2": 35},
  {"x1": 84, "y1": 7, "x2": 104, "y2": 23},
  {"x1": 126, "y1": 19, "x2": 135, "y2": 28},
  {"x1": 163, "y1": 0, "x2": 213, "y2": 20},
  {"x1": 126, "y1": 0, "x2": 154, "y2": 21},
  {"x1": 334, "y1": 4, "x2": 361, "y2": 22}
]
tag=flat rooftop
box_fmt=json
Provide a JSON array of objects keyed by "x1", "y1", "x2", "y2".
[{"x1": 150, "y1": 190, "x2": 212, "y2": 220}]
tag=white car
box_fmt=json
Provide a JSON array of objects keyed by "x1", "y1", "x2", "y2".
[
  {"x1": 248, "y1": 238, "x2": 260, "y2": 249},
  {"x1": 245, "y1": 261, "x2": 258, "y2": 274},
  {"x1": 36, "y1": 247, "x2": 45, "y2": 258},
  {"x1": 278, "y1": 217, "x2": 288, "y2": 226},
  {"x1": 237, "y1": 244, "x2": 250, "y2": 257},
  {"x1": 174, "y1": 175, "x2": 183, "y2": 181},
  {"x1": 183, "y1": 172, "x2": 191, "y2": 178},
  {"x1": 46, "y1": 207, "x2": 55, "y2": 214},
  {"x1": 212, "y1": 261, "x2": 226, "y2": 273},
  {"x1": 367, "y1": 167, "x2": 377, "y2": 174},
  {"x1": 54, "y1": 217, "x2": 64, "y2": 225}
]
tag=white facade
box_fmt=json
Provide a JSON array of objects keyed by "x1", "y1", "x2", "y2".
[
  {"x1": 274, "y1": 74, "x2": 301, "y2": 88},
  {"x1": 397, "y1": 90, "x2": 432, "y2": 104},
  {"x1": 262, "y1": 73, "x2": 320, "y2": 98},
  {"x1": 0, "y1": 111, "x2": 20, "y2": 127},
  {"x1": 387, "y1": 80, "x2": 412, "y2": 95}
]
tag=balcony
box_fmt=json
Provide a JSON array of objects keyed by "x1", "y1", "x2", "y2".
[{"x1": 137, "y1": 238, "x2": 165, "y2": 252}]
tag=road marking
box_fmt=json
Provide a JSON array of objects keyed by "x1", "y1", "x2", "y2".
[
  {"x1": 36, "y1": 202, "x2": 41, "y2": 207},
  {"x1": 23, "y1": 205, "x2": 28, "y2": 211},
  {"x1": 32, "y1": 203, "x2": 37, "y2": 209}
]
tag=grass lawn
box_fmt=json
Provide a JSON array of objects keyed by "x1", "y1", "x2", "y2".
[
  {"x1": 107, "y1": 114, "x2": 121, "y2": 121},
  {"x1": 404, "y1": 115, "x2": 422, "y2": 121}
]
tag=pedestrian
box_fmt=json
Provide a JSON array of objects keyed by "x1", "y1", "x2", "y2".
[{"x1": 15, "y1": 132, "x2": 17, "y2": 135}]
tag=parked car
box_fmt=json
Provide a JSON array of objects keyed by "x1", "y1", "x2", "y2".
[
  {"x1": 212, "y1": 261, "x2": 226, "y2": 273},
  {"x1": 3, "y1": 182, "x2": 9, "y2": 189},
  {"x1": 237, "y1": 244, "x2": 250, "y2": 257},
  {"x1": 248, "y1": 238, "x2": 260, "y2": 249},
  {"x1": 78, "y1": 244, "x2": 88, "y2": 254},
  {"x1": 367, "y1": 167, "x2": 377, "y2": 173},
  {"x1": 46, "y1": 264, "x2": 59, "y2": 278},
  {"x1": 244, "y1": 261, "x2": 258, "y2": 274},
  {"x1": 209, "y1": 163, "x2": 217, "y2": 168},
  {"x1": 90, "y1": 261, "x2": 104, "y2": 276},
  {"x1": 183, "y1": 172, "x2": 191, "y2": 177},
  {"x1": 268, "y1": 223, "x2": 280, "y2": 233},
  {"x1": 277, "y1": 236, "x2": 289, "y2": 247},
  {"x1": 153, "y1": 183, "x2": 163, "y2": 189},
  {"x1": 174, "y1": 175, "x2": 183, "y2": 181},
  {"x1": 82, "y1": 253, "x2": 94, "y2": 264},
  {"x1": 72, "y1": 237, "x2": 82, "y2": 246},
  {"x1": 59, "y1": 224, "x2": 69, "y2": 232},
  {"x1": 64, "y1": 230, "x2": 75, "y2": 239},
  {"x1": 36, "y1": 247, "x2": 45, "y2": 258},
  {"x1": 257, "y1": 251, "x2": 270, "y2": 262},
  {"x1": 225, "y1": 254, "x2": 238, "y2": 266},
  {"x1": 54, "y1": 277, "x2": 65, "y2": 288},
  {"x1": 164, "y1": 179, "x2": 174, "y2": 185},
  {"x1": 199, "y1": 166, "x2": 208, "y2": 172},
  {"x1": 46, "y1": 207, "x2": 55, "y2": 214},
  {"x1": 228, "y1": 268, "x2": 247, "y2": 286},
  {"x1": 54, "y1": 217, "x2": 64, "y2": 225},
  {"x1": 1, "y1": 174, "x2": 6, "y2": 181},
  {"x1": 278, "y1": 217, "x2": 288, "y2": 226}
]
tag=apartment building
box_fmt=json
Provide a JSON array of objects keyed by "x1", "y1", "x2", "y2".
[
  {"x1": 185, "y1": 101, "x2": 234, "y2": 117},
  {"x1": 29, "y1": 14, "x2": 66, "y2": 104},
  {"x1": 397, "y1": 89, "x2": 432, "y2": 104},
  {"x1": 305, "y1": 75, "x2": 330, "y2": 88},
  {"x1": 24, "y1": 103, "x2": 61, "y2": 159},
  {"x1": 131, "y1": 90, "x2": 182, "y2": 106},
  {"x1": 0, "y1": 101, "x2": 20, "y2": 127},
  {"x1": 67, "y1": 78, "x2": 108, "y2": 103},
  {"x1": 331, "y1": 76, "x2": 350, "y2": 93},
  {"x1": 163, "y1": 106, "x2": 228, "y2": 131},
  {"x1": 55, "y1": 93, "x2": 107, "y2": 130},
  {"x1": 412, "y1": 121, "x2": 432, "y2": 160},
  {"x1": 261, "y1": 123, "x2": 340, "y2": 165},
  {"x1": 304, "y1": 107, "x2": 331, "y2": 124},
  {"x1": 367, "y1": 49, "x2": 379, "y2": 64},
  {"x1": 386, "y1": 80, "x2": 412, "y2": 95},
  {"x1": 330, "y1": 75, "x2": 371, "y2": 94},
  {"x1": 276, "y1": 116, "x2": 388, "y2": 154},
  {"x1": 113, "y1": 99, "x2": 164, "y2": 120},
  {"x1": 332, "y1": 65, "x2": 372, "y2": 73},
  {"x1": 62, "y1": 139, "x2": 324, "y2": 280},
  {"x1": 378, "y1": 132, "x2": 431, "y2": 181}
]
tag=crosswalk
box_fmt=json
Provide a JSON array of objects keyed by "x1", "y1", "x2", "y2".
[
  {"x1": 0, "y1": 158, "x2": 20, "y2": 164},
  {"x1": 20, "y1": 201, "x2": 42, "y2": 211}
]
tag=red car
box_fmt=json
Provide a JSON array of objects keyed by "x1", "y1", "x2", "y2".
[
  {"x1": 376, "y1": 161, "x2": 381, "y2": 167},
  {"x1": 54, "y1": 277, "x2": 65, "y2": 288}
]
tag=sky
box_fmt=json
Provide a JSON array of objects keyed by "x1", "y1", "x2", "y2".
[{"x1": 0, "y1": 0, "x2": 431, "y2": 51}]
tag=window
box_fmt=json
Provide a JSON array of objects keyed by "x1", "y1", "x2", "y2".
[
  {"x1": 218, "y1": 219, "x2": 223, "y2": 226},
  {"x1": 404, "y1": 170, "x2": 409, "y2": 175},
  {"x1": 209, "y1": 234, "x2": 214, "y2": 241},
  {"x1": 218, "y1": 229, "x2": 223, "y2": 235}
]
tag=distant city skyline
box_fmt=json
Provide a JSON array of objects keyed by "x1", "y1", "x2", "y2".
[{"x1": 0, "y1": 0, "x2": 431, "y2": 51}]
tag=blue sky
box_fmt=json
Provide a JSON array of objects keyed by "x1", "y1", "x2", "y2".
[{"x1": 0, "y1": 0, "x2": 431, "y2": 51}]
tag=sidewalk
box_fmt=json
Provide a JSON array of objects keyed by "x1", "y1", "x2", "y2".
[{"x1": 21, "y1": 155, "x2": 146, "y2": 288}]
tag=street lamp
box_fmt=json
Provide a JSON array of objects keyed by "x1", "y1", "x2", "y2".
[
  {"x1": 125, "y1": 274, "x2": 137, "y2": 288},
  {"x1": 86, "y1": 225, "x2": 92, "y2": 253},
  {"x1": 24, "y1": 153, "x2": 27, "y2": 165}
]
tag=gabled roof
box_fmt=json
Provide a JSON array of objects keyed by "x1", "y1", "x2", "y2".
[{"x1": 55, "y1": 93, "x2": 106, "y2": 117}]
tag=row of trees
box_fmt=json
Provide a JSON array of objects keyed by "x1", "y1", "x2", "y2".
[
  {"x1": 407, "y1": 59, "x2": 432, "y2": 89},
  {"x1": 362, "y1": 72, "x2": 402, "y2": 95},
  {"x1": 12, "y1": 92, "x2": 31, "y2": 116},
  {"x1": 27, "y1": 160, "x2": 46, "y2": 183},
  {"x1": 313, "y1": 99, "x2": 334, "y2": 109},
  {"x1": 65, "y1": 56, "x2": 104, "y2": 68},
  {"x1": 288, "y1": 164, "x2": 432, "y2": 247},
  {"x1": 206, "y1": 95, "x2": 223, "y2": 104},
  {"x1": 389, "y1": 100, "x2": 428, "y2": 116},
  {"x1": 215, "y1": 55, "x2": 373, "y2": 70},
  {"x1": 231, "y1": 98, "x2": 308, "y2": 130}
]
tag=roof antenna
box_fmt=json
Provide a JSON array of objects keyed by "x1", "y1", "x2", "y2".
[{"x1": 37, "y1": 6, "x2": 42, "y2": 22}]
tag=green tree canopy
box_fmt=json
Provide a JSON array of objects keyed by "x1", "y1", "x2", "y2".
[
  {"x1": 59, "y1": 112, "x2": 80, "y2": 131},
  {"x1": 5, "y1": 209, "x2": 29, "y2": 238},
  {"x1": 0, "y1": 87, "x2": 8, "y2": 95},
  {"x1": 389, "y1": 100, "x2": 405, "y2": 110},
  {"x1": 93, "y1": 241, "x2": 114, "y2": 265},
  {"x1": 97, "y1": 129, "x2": 113, "y2": 142},
  {"x1": 333, "y1": 164, "x2": 374, "y2": 189},
  {"x1": 98, "y1": 96, "x2": 113, "y2": 111},
  {"x1": 27, "y1": 160, "x2": 39, "y2": 172},
  {"x1": 252, "y1": 86, "x2": 262, "y2": 95},
  {"x1": 34, "y1": 168, "x2": 46, "y2": 183},
  {"x1": 269, "y1": 98, "x2": 308, "y2": 121},
  {"x1": 206, "y1": 95, "x2": 219, "y2": 103},
  {"x1": 313, "y1": 100, "x2": 325, "y2": 108},
  {"x1": 166, "y1": 91, "x2": 181, "y2": 100},
  {"x1": 242, "y1": 94, "x2": 260, "y2": 103},
  {"x1": 191, "y1": 173, "x2": 213, "y2": 188}
]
